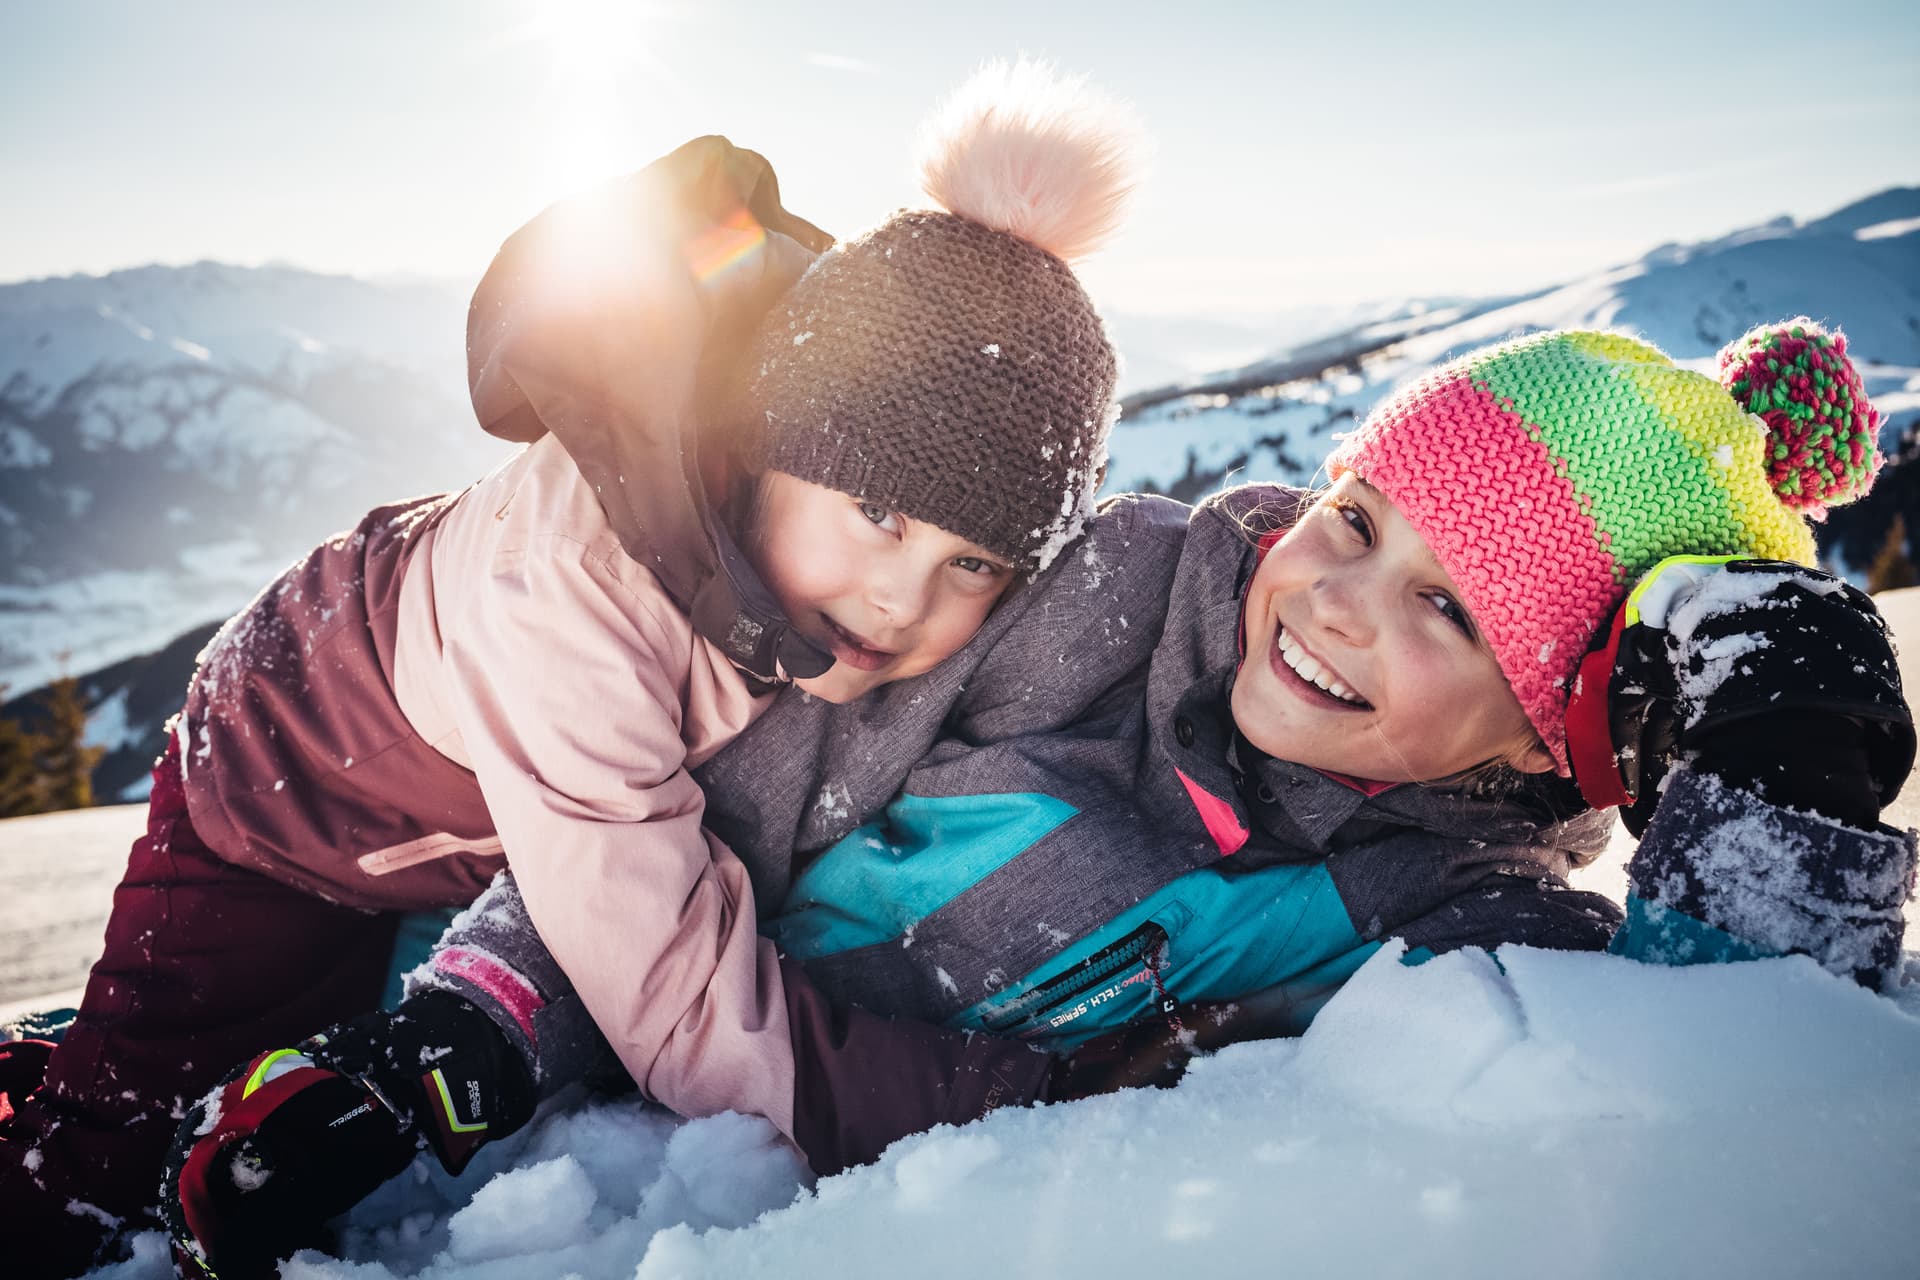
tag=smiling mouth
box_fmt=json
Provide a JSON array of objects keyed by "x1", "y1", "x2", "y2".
[
  {"x1": 820, "y1": 615, "x2": 894, "y2": 672},
  {"x1": 1273, "y1": 625, "x2": 1371, "y2": 710}
]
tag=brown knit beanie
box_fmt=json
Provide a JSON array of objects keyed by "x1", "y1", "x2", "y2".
[{"x1": 742, "y1": 60, "x2": 1141, "y2": 574}]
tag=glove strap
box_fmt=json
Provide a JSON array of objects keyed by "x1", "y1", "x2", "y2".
[
  {"x1": 306, "y1": 990, "x2": 536, "y2": 1177},
  {"x1": 1567, "y1": 555, "x2": 1743, "y2": 813},
  {"x1": 415, "y1": 1060, "x2": 496, "y2": 1175}
]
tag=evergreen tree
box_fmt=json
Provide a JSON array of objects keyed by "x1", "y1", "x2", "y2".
[
  {"x1": 32, "y1": 675, "x2": 104, "y2": 812},
  {"x1": 0, "y1": 685, "x2": 48, "y2": 818},
  {"x1": 1868, "y1": 516, "x2": 1920, "y2": 593}
]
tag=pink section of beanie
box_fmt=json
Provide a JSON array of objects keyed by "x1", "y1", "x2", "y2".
[{"x1": 1331, "y1": 372, "x2": 1622, "y2": 772}]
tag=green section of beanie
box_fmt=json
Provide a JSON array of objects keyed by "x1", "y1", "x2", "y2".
[{"x1": 1472, "y1": 328, "x2": 1819, "y2": 579}]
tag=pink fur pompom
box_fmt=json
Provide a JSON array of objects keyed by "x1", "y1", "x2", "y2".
[{"x1": 916, "y1": 59, "x2": 1143, "y2": 263}]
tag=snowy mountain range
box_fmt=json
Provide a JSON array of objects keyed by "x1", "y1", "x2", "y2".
[
  {"x1": 4, "y1": 186, "x2": 1918, "y2": 800},
  {"x1": 1103, "y1": 186, "x2": 1920, "y2": 501},
  {"x1": 0, "y1": 264, "x2": 510, "y2": 694}
]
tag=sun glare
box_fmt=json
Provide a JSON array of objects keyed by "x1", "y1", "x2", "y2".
[
  {"x1": 531, "y1": 0, "x2": 661, "y2": 80},
  {"x1": 524, "y1": 0, "x2": 674, "y2": 198}
]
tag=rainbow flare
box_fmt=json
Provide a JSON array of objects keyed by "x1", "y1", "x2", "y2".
[{"x1": 683, "y1": 204, "x2": 767, "y2": 282}]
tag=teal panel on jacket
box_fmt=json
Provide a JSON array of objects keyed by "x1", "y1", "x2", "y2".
[
  {"x1": 1607, "y1": 893, "x2": 1781, "y2": 967},
  {"x1": 383, "y1": 906, "x2": 461, "y2": 1010},
  {"x1": 957, "y1": 859, "x2": 1371, "y2": 1048},
  {"x1": 770, "y1": 792, "x2": 1079, "y2": 961}
]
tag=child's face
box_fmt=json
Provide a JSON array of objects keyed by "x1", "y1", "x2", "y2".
[
  {"x1": 1232, "y1": 475, "x2": 1552, "y2": 782},
  {"x1": 754, "y1": 472, "x2": 1015, "y2": 703}
]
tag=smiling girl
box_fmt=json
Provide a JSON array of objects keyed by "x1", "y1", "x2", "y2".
[{"x1": 1234, "y1": 473, "x2": 1555, "y2": 783}]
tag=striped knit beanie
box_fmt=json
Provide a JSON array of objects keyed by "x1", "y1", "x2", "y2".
[
  {"x1": 744, "y1": 61, "x2": 1140, "y2": 574},
  {"x1": 1329, "y1": 320, "x2": 1882, "y2": 774}
]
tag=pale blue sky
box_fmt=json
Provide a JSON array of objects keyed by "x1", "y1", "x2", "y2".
[{"x1": 3, "y1": 0, "x2": 1915, "y2": 314}]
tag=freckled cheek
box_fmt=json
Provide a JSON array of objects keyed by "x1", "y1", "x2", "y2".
[
  {"x1": 1400, "y1": 655, "x2": 1514, "y2": 755},
  {"x1": 1377, "y1": 645, "x2": 1477, "y2": 722}
]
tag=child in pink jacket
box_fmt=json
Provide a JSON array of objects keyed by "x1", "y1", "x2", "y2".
[{"x1": 1, "y1": 63, "x2": 1143, "y2": 1278}]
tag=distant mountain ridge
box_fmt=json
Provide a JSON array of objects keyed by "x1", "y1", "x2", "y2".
[
  {"x1": 0, "y1": 262, "x2": 511, "y2": 693},
  {"x1": 1103, "y1": 186, "x2": 1920, "y2": 501}
]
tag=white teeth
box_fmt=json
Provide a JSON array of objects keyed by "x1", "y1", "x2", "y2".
[{"x1": 1276, "y1": 626, "x2": 1363, "y2": 705}]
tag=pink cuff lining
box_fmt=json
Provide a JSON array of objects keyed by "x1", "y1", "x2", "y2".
[{"x1": 432, "y1": 946, "x2": 544, "y2": 1046}]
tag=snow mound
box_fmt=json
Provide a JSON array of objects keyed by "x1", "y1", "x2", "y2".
[{"x1": 87, "y1": 942, "x2": 1920, "y2": 1280}]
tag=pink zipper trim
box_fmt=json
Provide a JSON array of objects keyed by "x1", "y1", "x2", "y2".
[
  {"x1": 356, "y1": 832, "x2": 505, "y2": 876},
  {"x1": 1174, "y1": 767, "x2": 1249, "y2": 856}
]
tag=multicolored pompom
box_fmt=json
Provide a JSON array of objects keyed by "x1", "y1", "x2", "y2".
[{"x1": 1716, "y1": 318, "x2": 1881, "y2": 514}]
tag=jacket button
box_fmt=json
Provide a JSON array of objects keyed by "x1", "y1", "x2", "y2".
[{"x1": 1174, "y1": 716, "x2": 1195, "y2": 747}]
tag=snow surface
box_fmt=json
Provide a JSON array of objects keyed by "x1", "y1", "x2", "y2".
[{"x1": 68, "y1": 940, "x2": 1920, "y2": 1280}]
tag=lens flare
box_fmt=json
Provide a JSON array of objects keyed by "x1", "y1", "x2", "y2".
[{"x1": 683, "y1": 205, "x2": 768, "y2": 283}]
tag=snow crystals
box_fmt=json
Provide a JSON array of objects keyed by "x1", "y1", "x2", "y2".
[{"x1": 813, "y1": 782, "x2": 852, "y2": 823}]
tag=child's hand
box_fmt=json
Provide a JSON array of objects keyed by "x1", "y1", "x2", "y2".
[
  {"x1": 163, "y1": 1043, "x2": 419, "y2": 1280},
  {"x1": 163, "y1": 991, "x2": 533, "y2": 1280},
  {"x1": 1567, "y1": 557, "x2": 1914, "y2": 830}
]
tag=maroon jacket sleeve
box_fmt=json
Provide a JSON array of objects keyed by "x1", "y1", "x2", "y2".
[{"x1": 779, "y1": 959, "x2": 1056, "y2": 1175}]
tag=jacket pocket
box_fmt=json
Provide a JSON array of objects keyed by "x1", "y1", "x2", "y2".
[
  {"x1": 980, "y1": 921, "x2": 1170, "y2": 1036},
  {"x1": 357, "y1": 832, "x2": 505, "y2": 876}
]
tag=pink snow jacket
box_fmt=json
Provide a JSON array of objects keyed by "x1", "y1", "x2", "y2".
[{"x1": 178, "y1": 138, "x2": 838, "y2": 1136}]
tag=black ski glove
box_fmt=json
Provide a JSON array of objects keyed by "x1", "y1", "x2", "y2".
[
  {"x1": 1566, "y1": 556, "x2": 1915, "y2": 834},
  {"x1": 163, "y1": 989, "x2": 535, "y2": 1280}
]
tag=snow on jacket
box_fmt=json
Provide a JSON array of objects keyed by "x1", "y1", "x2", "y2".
[{"x1": 176, "y1": 137, "x2": 841, "y2": 1136}]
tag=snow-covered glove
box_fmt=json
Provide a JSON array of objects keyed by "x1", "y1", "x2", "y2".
[
  {"x1": 1566, "y1": 556, "x2": 1914, "y2": 834},
  {"x1": 163, "y1": 990, "x2": 534, "y2": 1280}
]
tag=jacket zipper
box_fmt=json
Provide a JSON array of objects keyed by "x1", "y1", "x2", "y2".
[{"x1": 980, "y1": 921, "x2": 1168, "y2": 1033}]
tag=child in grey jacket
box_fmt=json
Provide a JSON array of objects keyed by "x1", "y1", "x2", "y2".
[{"x1": 165, "y1": 320, "x2": 1915, "y2": 1278}]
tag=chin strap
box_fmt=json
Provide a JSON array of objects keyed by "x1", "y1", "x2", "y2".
[{"x1": 691, "y1": 512, "x2": 833, "y2": 683}]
